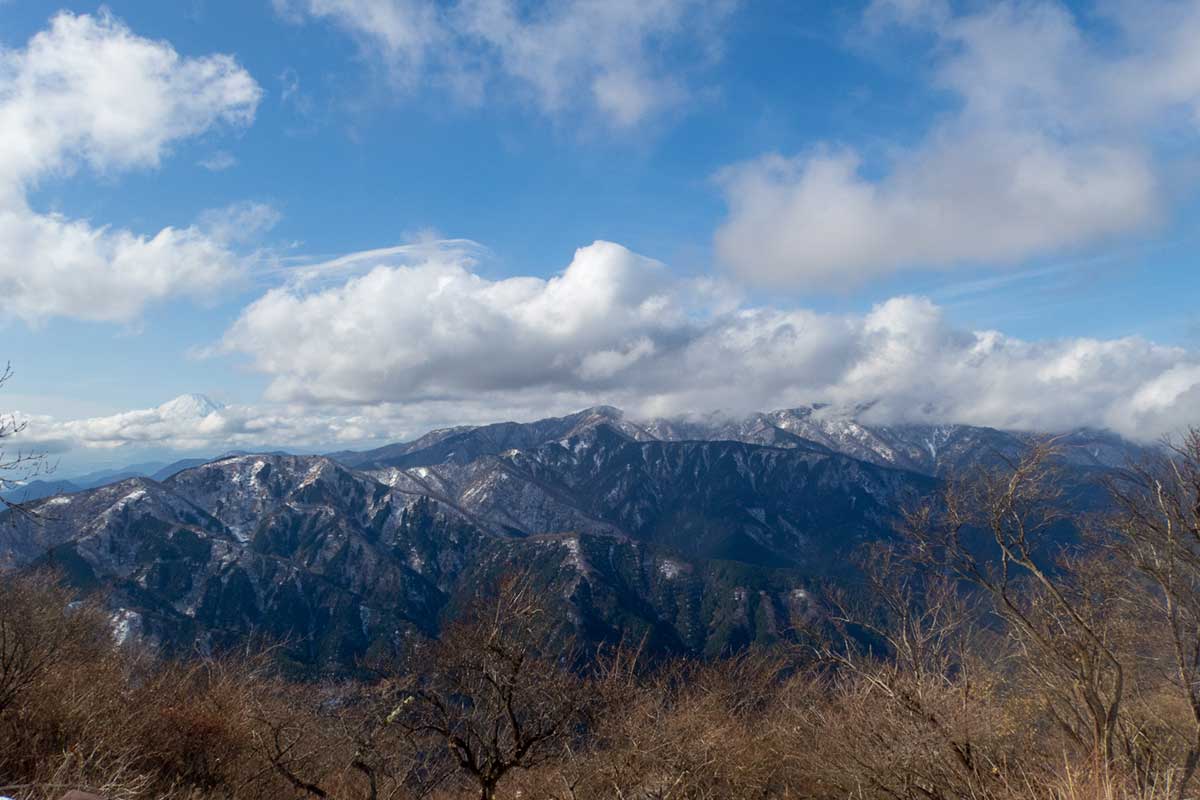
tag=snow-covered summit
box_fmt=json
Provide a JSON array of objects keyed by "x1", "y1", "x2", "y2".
[{"x1": 156, "y1": 394, "x2": 225, "y2": 419}]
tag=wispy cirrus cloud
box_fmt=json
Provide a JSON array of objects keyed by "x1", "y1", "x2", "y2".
[
  {"x1": 198, "y1": 150, "x2": 237, "y2": 171},
  {"x1": 272, "y1": 0, "x2": 736, "y2": 127}
]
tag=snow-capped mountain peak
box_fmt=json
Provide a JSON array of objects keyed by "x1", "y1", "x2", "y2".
[{"x1": 156, "y1": 393, "x2": 225, "y2": 419}]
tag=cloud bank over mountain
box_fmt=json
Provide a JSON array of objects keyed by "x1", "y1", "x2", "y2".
[
  {"x1": 217, "y1": 240, "x2": 1200, "y2": 441},
  {"x1": 13, "y1": 239, "x2": 1194, "y2": 456}
]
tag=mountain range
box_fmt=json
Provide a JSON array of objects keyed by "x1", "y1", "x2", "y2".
[{"x1": 0, "y1": 404, "x2": 1147, "y2": 670}]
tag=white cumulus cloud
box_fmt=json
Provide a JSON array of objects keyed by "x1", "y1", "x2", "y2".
[
  {"x1": 715, "y1": 0, "x2": 1200, "y2": 288},
  {"x1": 222, "y1": 239, "x2": 701, "y2": 404},
  {"x1": 10, "y1": 391, "x2": 560, "y2": 455},
  {"x1": 204, "y1": 239, "x2": 1200, "y2": 443},
  {"x1": 12, "y1": 241, "x2": 1200, "y2": 456},
  {"x1": 0, "y1": 11, "x2": 262, "y2": 323}
]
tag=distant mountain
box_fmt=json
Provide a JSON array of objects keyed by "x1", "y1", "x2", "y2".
[
  {"x1": 329, "y1": 406, "x2": 655, "y2": 470},
  {"x1": 151, "y1": 457, "x2": 214, "y2": 482},
  {"x1": 3, "y1": 450, "x2": 258, "y2": 505},
  {"x1": 0, "y1": 404, "x2": 1147, "y2": 670},
  {"x1": 361, "y1": 421, "x2": 927, "y2": 568},
  {"x1": 2, "y1": 462, "x2": 172, "y2": 504},
  {"x1": 1, "y1": 478, "x2": 83, "y2": 504},
  {"x1": 636, "y1": 405, "x2": 1147, "y2": 476},
  {"x1": 156, "y1": 393, "x2": 225, "y2": 419},
  {"x1": 335, "y1": 403, "x2": 1148, "y2": 479}
]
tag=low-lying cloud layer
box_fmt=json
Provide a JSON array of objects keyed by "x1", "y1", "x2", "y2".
[
  {"x1": 0, "y1": 11, "x2": 262, "y2": 323},
  {"x1": 715, "y1": 0, "x2": 1200, "y2": 287},
  {"x1": 187, "y1": 240, "x2": 1200, "y2": 444},
  {"x1": 13, "y1": 391, "x2": 587, "y2": 458}
]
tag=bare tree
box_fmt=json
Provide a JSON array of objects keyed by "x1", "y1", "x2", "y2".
[
  {"x1": 902, "y1": 442, "x2": 1127, "y2": 771},
  {"x1": 810, "y1": 544, "x2": 1000, "y2": 798},
  {"x1": 385, "y1": 572, "x2": 589, "y2": 800},
  {"x1": 250, "y1": 676, "x2": 451, "y2": 800},
  {"x1": 250, "y1": 707, "x2": 334, "y2": 799},
  {"x1": 580, "y1": 650, "x2": 791, "y2": 800},
  {"x1": 0, "y1": 571, "x2": 105, "y2": 718},
  {"x1": 0, "y1": 362, "x2": 52, "y2": 516},
  {"x1": 1106, "y1": 428, "x2": 1200, "y2": 795}
]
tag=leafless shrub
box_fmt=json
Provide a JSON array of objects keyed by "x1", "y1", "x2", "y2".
[
  {"x1": 383, "y1": 572, "x2": 590, "y2": 800},
  {"x1": 1105, "y1": 428, "x2": 1200, "y2": 795},
  {"x1": 902, "y1": 443, "x2": 1128, "y2": 771}
]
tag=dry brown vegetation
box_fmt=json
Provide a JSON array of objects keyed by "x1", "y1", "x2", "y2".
[{"x1": 5, "y1": 433, "x2": 1200, "y2": 799}]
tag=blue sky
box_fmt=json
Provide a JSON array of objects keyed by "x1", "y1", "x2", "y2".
[{"x1": 2, "y1": 0, "x2": 1200, "y2": 473}]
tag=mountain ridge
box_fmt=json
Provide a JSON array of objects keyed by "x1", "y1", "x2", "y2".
[
  {"x1": 333, "y1": 403, "x2": 1148, "y2": 478},
  {"x1": 0, "y1": 405, "x2": 1147, "y2": 670}
]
